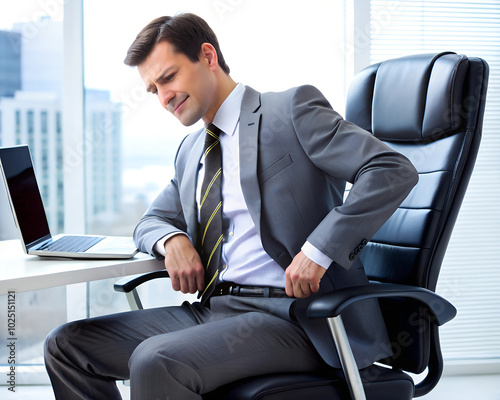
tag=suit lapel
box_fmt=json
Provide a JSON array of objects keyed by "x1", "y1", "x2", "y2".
[
  {"x1": 239, "y1": 87, "x2": 262, "y2": 237},
  {"x1": 180, "y1": 87, "x2": 263, "y2": 243}
]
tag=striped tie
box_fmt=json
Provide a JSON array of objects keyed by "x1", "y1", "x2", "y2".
[{"x1": 199, "y1": 123, "x2": 223, "y2": 304}]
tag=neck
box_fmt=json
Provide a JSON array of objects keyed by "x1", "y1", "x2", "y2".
[{"x1": 203, "y1": 73, "x2": 237, "y2": 124}]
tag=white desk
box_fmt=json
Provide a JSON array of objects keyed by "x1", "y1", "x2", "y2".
[{"x1": 0, "y1": 239, "x2": 164, "y2": 295}]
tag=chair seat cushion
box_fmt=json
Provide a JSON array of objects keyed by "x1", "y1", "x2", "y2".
[{"x1": 203, "y1": 365, "x2": 414, "y2": 400}]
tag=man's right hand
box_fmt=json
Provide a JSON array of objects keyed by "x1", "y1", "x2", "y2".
[{"x1": 163, "y1": 235, "x2": 205, "y2": 294}]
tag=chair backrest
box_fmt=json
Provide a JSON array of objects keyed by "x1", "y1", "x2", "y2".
[{"x1": 345, "y1": 53, "x2": 488, "y2": 377}]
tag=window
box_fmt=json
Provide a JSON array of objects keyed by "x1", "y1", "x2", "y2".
[
  {"x1": 360, "y1": 0, "x2": 500, "y2": 370},
  {"x1": 0, "y1": 1, "x2": 68, "y2": 387}
]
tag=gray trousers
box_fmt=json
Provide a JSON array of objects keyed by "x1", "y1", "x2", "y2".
[{"x1": 44, "y1": 295, "x2": 325, "y2": 399}]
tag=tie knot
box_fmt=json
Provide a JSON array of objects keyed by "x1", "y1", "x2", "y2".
[{"x1": 206, "y1": 123, "x2": 222, "y2": 139}]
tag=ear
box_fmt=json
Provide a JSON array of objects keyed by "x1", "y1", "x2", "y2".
[{"x1": 200, "y1": 43, "x2": 218, "y2": 71}]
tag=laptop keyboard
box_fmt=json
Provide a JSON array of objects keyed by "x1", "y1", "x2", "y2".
[{"x1": 38, "y1": 235, "x2": 105, "y2": 253}]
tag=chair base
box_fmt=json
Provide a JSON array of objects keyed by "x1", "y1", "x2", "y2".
[{"x1": 204, "y1": 365, "x2": 414, "y2": 400}]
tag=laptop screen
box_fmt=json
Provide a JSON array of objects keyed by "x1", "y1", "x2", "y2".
[{"x1": 0, "y1": 146, "x2": 51, "y2": 247}]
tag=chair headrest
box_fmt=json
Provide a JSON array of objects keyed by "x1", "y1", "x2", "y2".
[{"x1": 346, "y1": 52, "x2": 470, "y2": 141}]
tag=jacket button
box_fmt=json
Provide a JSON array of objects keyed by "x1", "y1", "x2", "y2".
[{"x1": 349, "y1": 254, "x2": 355, "y2": 261}]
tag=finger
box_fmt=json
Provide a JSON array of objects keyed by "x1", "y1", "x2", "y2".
[
  {"x1": 297, "y1": 283, "x2": 309, "y2": 298},
  {"x1": 310, "y1": 281, "x2": 320, "y2": 294},
  {"x1": 293, "y1": 280, "x2": 305, "y2": 298},
  {"x1": 285, "y1": 272, "x2": 294, "y2": 297},
  {"x1": 170, "y1": 276, "x2": 181, "y2": 292},
  {"x1": 187, "y1": 276, "x2": 197, "y2": 294},
  {"x1": 181, "y1": 267, "x2": 198, "y2": 294},
  {"x1": 179, "y1": 276, "x2": 190, "y2": 294},
  {"x1": 188, "y1": 268, "x2": 203, "y2": 294},
  {"x1": 197, "y1": 269, "x2": 206, "y2": 293},
  {"x1": 164, "y1": 259, "x2": 179, "y2": 291}
]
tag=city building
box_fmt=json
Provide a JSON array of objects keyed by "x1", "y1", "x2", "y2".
[
  {"x1": 0, "y1": 19, "x2": 122, "y2": 234},
  {"x1": 0, "y1": 30, "x2": 21, "y2": 98}
]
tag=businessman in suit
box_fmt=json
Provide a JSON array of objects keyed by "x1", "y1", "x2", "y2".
[{"x1": 44, "y1": 13, "x2": 418, "y2": 399}]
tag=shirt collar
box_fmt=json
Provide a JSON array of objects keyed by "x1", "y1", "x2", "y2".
[{"x1": 212, "y1": 82, "x2": 245, "y2": 137}]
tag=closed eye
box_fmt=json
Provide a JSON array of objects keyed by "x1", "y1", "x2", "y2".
[
  {"x1": 147, "y1": 67, "x2": 178, "y2": 95},
  {"x1": 158, "y1": 72, "x2": 176, "y2": 85}
]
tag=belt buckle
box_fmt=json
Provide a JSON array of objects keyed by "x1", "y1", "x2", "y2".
[{"x1": 228, "y1": 284, "x2": 238, "y2": 296}]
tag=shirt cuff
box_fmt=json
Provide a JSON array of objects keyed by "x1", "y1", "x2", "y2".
[
  {"x1": 154, "y1": 232, "x2": 188, "y2": 257},
  {"x1": 301, "y1": 241, "x2": 333, "y2": 270}
]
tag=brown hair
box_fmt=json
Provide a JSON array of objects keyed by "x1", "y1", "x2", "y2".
[{"x1": 124, "y1": 13, "x2": 230, "y2": 74}]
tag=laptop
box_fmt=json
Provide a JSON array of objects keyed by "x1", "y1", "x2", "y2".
[{"x1": 0, "y1": 145, "x2": 139, "y2": 259}]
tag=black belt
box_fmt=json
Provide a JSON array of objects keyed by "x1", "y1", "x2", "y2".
[{"x1": 213, "y1": 282, "x2": 290, "y2": 298}]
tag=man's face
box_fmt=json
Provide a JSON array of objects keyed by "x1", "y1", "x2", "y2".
[{"x1": 138, "y1": 40, "x2": 217, "y2": 126}]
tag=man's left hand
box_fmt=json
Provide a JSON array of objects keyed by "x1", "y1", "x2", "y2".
[{"x1": 285, "y1": 251, "x2": 326, "y2": 298}]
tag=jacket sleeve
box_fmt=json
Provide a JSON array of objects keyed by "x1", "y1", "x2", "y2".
[{"x1": 291, "y1": 85, "x2": 418, "y2": 269}]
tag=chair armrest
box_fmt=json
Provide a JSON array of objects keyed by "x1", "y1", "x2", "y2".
[
  {"x1": 114, "y1": 270, "x2": 170, "y2": 293},
  {"x1": 307, "y1": 282, "x2": 456, "y2": 326}
]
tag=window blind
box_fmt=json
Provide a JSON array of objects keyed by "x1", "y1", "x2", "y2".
[{"x1": 368, "y1": 0, "x2": 500, "y2": 364}]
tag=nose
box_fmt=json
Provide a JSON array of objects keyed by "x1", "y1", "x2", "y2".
[{"x1": 158, "y1": 87, "x2": 175, "y2": 110}]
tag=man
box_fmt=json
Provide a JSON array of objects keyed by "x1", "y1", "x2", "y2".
[{"x1": 45, "y1": 13, "x2": 418, "y2": 399}]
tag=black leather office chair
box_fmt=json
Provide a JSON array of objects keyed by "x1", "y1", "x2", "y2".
[{"x1": 115, "y1": 52, "x2": 489, "y2": 399}]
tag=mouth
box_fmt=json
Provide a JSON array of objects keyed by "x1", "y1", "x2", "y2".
[{"x1": 169, "y1": 95, "x2": 189, "y2": 114}]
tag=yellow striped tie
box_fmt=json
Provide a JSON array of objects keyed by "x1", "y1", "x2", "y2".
[{"x1": 199, "y1": 123, "x2": 223, "y2": 304}]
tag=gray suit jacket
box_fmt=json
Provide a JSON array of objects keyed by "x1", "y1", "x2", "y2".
[{"x1": 134, "y1": 85, "x2": 418, "y2": 368}]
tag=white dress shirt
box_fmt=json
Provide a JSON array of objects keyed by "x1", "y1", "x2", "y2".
[{"x1": 155, "y1": 83, "x2": 333, "y2": 288}]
